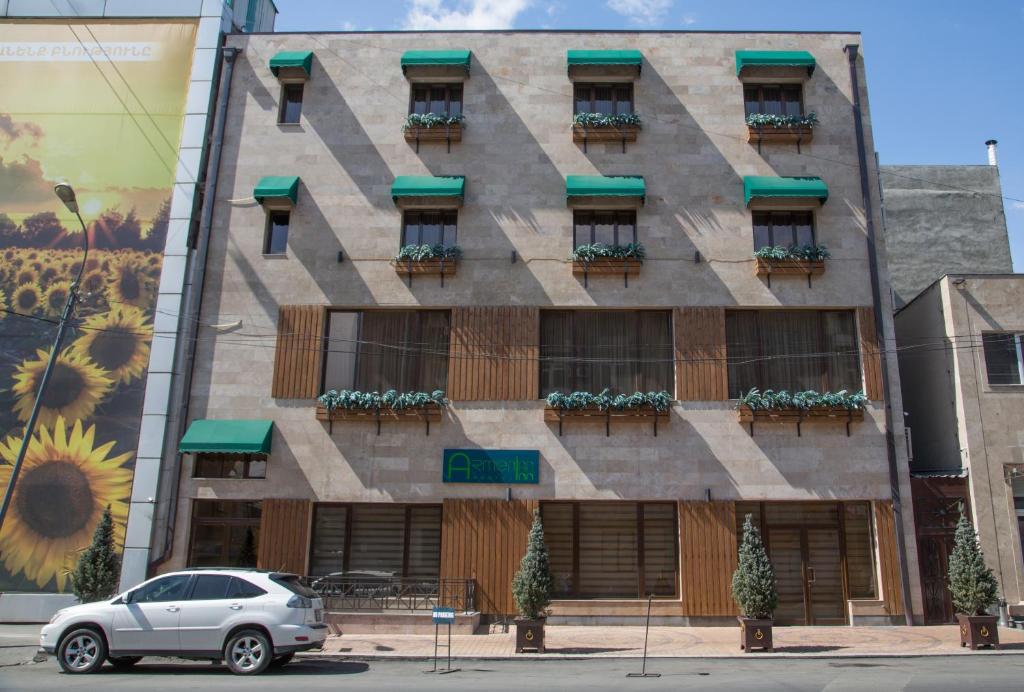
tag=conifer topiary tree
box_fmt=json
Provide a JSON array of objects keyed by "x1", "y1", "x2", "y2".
[
  {"x1": 512, "y1": 509, "x2": 553, "y2": 620},
  {"x1": 69, "y1": 506, "x2": 121, "y2": 603},
  {"x1": 732, "y1": 514, "x2": 778, "y2": 620},
  {"x1": 948, "y1": 514, "x2": 999, "y2": 616}
]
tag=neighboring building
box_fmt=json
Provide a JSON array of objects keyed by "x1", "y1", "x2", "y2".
[
  {"x1": 164, "y1": 31, "x2": 922, "y2": 626},
  {"x1": 0, "y1": 0, "x2": 275, "y2": 622}
]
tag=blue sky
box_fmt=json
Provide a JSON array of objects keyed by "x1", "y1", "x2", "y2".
[{"x1": 274, "y1": 1, "x2": 1024, "y2": 269}]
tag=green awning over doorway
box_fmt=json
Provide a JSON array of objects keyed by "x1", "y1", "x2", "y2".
[
  {"x1": 735, "y1": 50, "x2": 816, "y2": 77},
  {"x1": 567, "y1": 49, "x2": 643, "y2": 66},
  {"x1": 566, "y1": 175, "x2": 645, "y2": 200},
  {"x1": 179, "y1": 419, "x2": 274, "y2": 455},
  {"x1": 391, "y1": 175, "x2": 465, "y2": 201},
  {"x1": 743, "y1": 176, "x2": 828, "y2": 206},
  {"x1": 254, "y1": 176, "x2": 300, "y2": 205},
  {"x1": 401, "y1": 50, "x2": 472, "y2": 73},
  {"x1": 269, "y1": 50, "x2": 314, "y2": 78}
]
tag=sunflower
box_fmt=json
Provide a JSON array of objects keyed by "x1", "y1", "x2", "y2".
[
  {"x1": 11, "y1": 283, "x2": 42, "y2": 315},
  {"x1": 38, "y1": 265, "x2": 59, "y2": 285},
  {"x1": 70, "y1": 306, "x2": 151, "y2": 385},
  {"x1": 0, "y1": 289, "x2": 7, "y2": 320},
  {"x1": 0, "y1": 416, "x2": 132, "y2": 591},
  {"x1": 43, "y1": 281, "x2": 72, "y2": 317},
  {"x1": 84, "y1": 257, "x2": 100, "y2": 273},
  {"x1": 105, "y1": 259, "x2": 153, "y2": 308},
  {"x1": 78, "y1": 270, "x2": 107, "y2": 307},
  {"x1": 11, "y1": 348, "x2": 113, "y2": 427},
  {"x1": 3, "y1": 248, "x2": 15, "y2": 261},
  {"x1": 15, "y1": 267, "x2": 37, "y2": 286}
]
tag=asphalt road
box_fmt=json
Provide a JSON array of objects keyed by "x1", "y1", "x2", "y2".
[{"x1": 3, "y1": 654, "x2": 1024, "y2": 691}]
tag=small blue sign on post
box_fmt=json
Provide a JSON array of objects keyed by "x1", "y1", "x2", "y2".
[
  {"x1": 432, "y1": 607, "x2": 456, "y2": 624},
  {"x1": 442, "y1": 449, "x2": 540, "y2": 484}
]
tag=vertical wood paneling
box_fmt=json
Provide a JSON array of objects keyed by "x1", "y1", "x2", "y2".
[
  {"x1": 447, "y1": 307, "x2": 539, "y2": 401},
  {"x1": 675, "y1": 307, "x2": 728, "y2": 401},
  {"x1": 679, "y1": 501, "x2": 738, "y2": 616},
  {"x1": 874, "y1": 500, "x2": 904, "y2": 616},
  {"x1": 439, "y1": 499, "x2": 537, "y2": 615},
  {"x1": 857, "y1": 307, "x2": 885, "y2": 401},
  {"x1": 272, "y1": 305, "x2": 325, "y2": 399},
  {"x1": 258, "y1": 499, "x2": 312, "y2": 575}
]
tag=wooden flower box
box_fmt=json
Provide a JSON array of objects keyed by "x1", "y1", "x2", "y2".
[
  {"x1": 572, "y1": 124, "x2": 640, "y2": 143},
  {"x1": 754, "y1": 258, "x2": 826, "y2": 277},
  {"x1": 572, "y1": 258, "x2": 642, "y2": 276},
  {"x1": 746, "y1": 124, "x2": 814, "y2": 144},
  {"x1": 316, "y1": 405, "x2": 443, "y2": 435},
  {"x1": 403, "y1": 122, "x2": 462, "y2": 144},
  {"x1": 544, "y1": 405, "x2": 669, "y2": 436},
  {"x1": 737, "y1": 405, "x2": 864, "y2": 437},
  {"x1": 393, "y1": 258, "x2": 457, "y2": 276}
]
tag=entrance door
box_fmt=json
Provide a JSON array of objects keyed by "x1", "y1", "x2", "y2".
[
  {"x1": 768, "y1": 529, "x2": 806, "y2": 624},
  {"x1": 919, "y1": 534, "x2": 956, "y2": 624},
  {"x1": 768, "y1": 528, "x2": 845, "y2": 625}
]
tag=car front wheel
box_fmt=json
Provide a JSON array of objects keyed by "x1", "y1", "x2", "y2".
[
  {"x1": 224, "y1": 630, "x2": 272, "y2": 675},
  {"x1": 57, "y1": 628, "x2": 106, "y2": 674}
]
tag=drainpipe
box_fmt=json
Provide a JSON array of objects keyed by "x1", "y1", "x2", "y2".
[
  {"x1": 844, "y1": 44, "x2": 915, "y2": 626},
  {"x1": 149, "y1": 45, "x2": 240, "y2": 568}
]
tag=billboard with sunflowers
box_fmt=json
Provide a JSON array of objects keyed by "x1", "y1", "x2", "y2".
[{"x1": 0, "y1": 20, "x2": 197, "y2": 593}]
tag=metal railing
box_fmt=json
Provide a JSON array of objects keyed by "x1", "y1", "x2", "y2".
[{"x1": 305, "y1": 575, "x2": 476, "y2": 613}]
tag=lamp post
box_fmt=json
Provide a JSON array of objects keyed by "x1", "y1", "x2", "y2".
[{"x1": 0, "y1": 184, "x2": 90, "y2": 536}]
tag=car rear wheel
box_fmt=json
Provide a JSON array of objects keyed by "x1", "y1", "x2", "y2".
[
  {"x1": 269, "y1": 652, "x2": 295, "y2": 668},
  {"x1": 57, "y1": 628, "x2": 106, "y2": 674},
  {"x1": 108, "y1": 655, "x2": 142, "y2": 669},
  {"x1": 224, "y1": 630, "x2": 272, "y2": 675}
]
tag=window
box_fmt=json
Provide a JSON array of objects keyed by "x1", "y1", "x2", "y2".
[
  {"x1": 982, "y1": 332, "x2": 1023, "y2": 385},
  {"x1": 539, "y1": 310, "x2": 673, "y2": 396},
  {"x1": 323, "y1": 310, "x2": 450, "y2": 393},
  {"x1": 264, "y1": 211, "x2": 289, "y2": 255},
  {"x1": 410, "y1": 83, "x2": 462, "y2": 116},
  {"x1": 726, "y1": 310, "x2": 860, "y2": 397},
  {"x1": 402, "y1": 210, "x2": 457, "y2": 247},
  {"x1": 574, "y1": 83, "x2": 633, "y2": 115},
  {"x1": 308, "y1": 504, "x2": 442, "y2": 578},
  {"x1": 752, "y1": 211, "x2": 814, "y2": 250},
  {"x1": 132, "y1": 574, "x2": 191, "y2": 603},
  {"x1": 188, "y1": 500, "x2": 261, "y2": 568},
  {"x1": 193, "y1": 453, "x2": 266, "y2": 479},
  {"x1": 227, "y1": 577, "x2": 268, "y2": 599},
  {"x1": 279, "y1": 83, "x2": 304, "y2": 124},
  {"x1": 189, "y1": 574, "x2": 233, "y2": 600},
  {"x1": 744, "y1": 84, "x2": 803, "y2": 117},
  {"x1": 573, "y1": 210, "x2": 636, "y2": 248},
  {"x1": 542, "y1": 502, "x2": 678, "y2": 599}
]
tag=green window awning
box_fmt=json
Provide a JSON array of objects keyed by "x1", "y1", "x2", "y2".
[
  {"x1": 391, "y1": 175, "x2": 465, "y2": 201},
  {"x1": 269, "y1": 50, "x2": 313, "y2": 78},
  {"x1": 743, "y1": 176, "x2": 828, "y2": 206},
  {"x1": 401, "y1": 50, "x2": 472, "y2": 74},
  {"x1": 566, "y1": 175, "x2": 645, "y2": 200},
  {"x1": 567, "y1": 49, "x2": 643, "y2": 67},
  {"x1": 735, "y1": 50, "x2": 816, "y2": 77},
  {"x1": 179, "y1": 419, "x2": 273, "y2": 455},
  {"x1": 254, "y1": 176, "x2": 300, "y2": 205}
]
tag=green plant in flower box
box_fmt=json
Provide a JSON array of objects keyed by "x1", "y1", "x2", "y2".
[
  {"x1": 402, "y1": 112, "x2": 464, "y2": 130},
  {"x1": 395, "y1": 244, "x2": 462, "y2": 262},
  {"x1": 572, "y1": 112, "x2": 642, "y2": 128},
  {"x1": 570, "y1": 242, "x2": 645, "y2": 263}
]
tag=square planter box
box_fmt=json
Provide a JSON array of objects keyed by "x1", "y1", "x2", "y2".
[
  {"x1": 957, "y1": 614, "x2": 999, "y2": 650},
  {"x1": 514, "y1": 618, "x2": 545, "y2": 654},
  {"x1": 403, "y1": 123, "x2": 462, "y2": 144},
  {"x1": 572, "y1": 258, "x2": 642, "y2": 276},
  {"x1": 747, "y1": 124, "x2": 814, "y2": 144},
  {"x1": 754, "y1": 257, "x2": 825, "y2": 277},
  {"x1": 572, "y1": 123, "x2": 639, "y2": 143},
  {"x1": 738, "y1": 617, "x2": 773, "y2": 653},
  {"x1": 393, "y1": 258, "x2": 458, "y2": 276}
]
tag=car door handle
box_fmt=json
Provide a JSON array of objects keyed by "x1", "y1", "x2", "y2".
[
  {"x1": 165, "y1": 605, "x2": 180, "y2": 612},
  {"x1": 229, "y1": 603, "x2": 243, "y2": 611}
]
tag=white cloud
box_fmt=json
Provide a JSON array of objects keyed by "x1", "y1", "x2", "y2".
[
  {"x1": 1011, "y1": 201, "x2": 1024, "y2": 211},
  {"x1": 341, "y1": 21, "x2": 357, "y2": 31},
  {"x1": 681, "y1": 13, "x2": 697, "y2": 25},
  {"x1": 404, "y1": 0, "x2": 531, "y2": 30},
  {"x1": 606, "y1": 0, "x2": 673, "y2": 26}
]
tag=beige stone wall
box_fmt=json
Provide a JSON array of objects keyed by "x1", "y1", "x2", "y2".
[{"x1": 170, "y1": 30, "x2": 915, "y2": 611}]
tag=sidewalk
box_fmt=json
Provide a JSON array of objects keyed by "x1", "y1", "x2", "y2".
[{"x1": 311, "y1": 624, "x2": 1024, "y2": 660}]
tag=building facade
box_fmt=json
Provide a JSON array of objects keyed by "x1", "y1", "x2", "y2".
[{"x1": 164, "y1": 31, "x2": 922, "y2": 626}]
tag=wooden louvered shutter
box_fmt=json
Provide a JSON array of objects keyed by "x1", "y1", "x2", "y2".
[
  {"x1": 271, "y1": 305, "x2": 325, "y2": 398},
  {"x1": 679, "y1": 501, "x2": 738, "y2": 616},
  {"x1": 857, "y1": 307, "x2": 885, "y2": 400},
  {"x1": 874, "y1": 500, "x2": 905, "y2": 616},
  {"x1": 675, "y1": 307, "x2": 728, "y2": 400},
  {"x1": 447, "y1": 306, "x2": 539, "y2": 401},
  {"x1": 257, "y1": 499, "x2": 312, "y2": 575}
]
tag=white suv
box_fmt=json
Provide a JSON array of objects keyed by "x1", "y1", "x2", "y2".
[{"x1": 39, "y1": 569, "x2": 326, "y2": 675}]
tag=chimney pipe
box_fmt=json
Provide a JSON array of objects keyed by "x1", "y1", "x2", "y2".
[{"x1": 986, "y1": 139, "x2": 998, "y2": 166}]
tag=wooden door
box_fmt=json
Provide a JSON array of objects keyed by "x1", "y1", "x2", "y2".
[
  {"x1": 806, "y1": 528, "x2": 845, "y2": 625},
  {"x1": 920, "y1": 534, "x2": 956, "y2": 624},
  {"x1": 768, "y1": 528, "x2": 806, "y2": 624}
]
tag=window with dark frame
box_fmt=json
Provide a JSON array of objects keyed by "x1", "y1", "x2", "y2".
[
  {"x1": 572, "y1": 209, "x2": 637, "y2": 248},
  {"x1": 725, "y1": 310, "x2": 861, "y2": 397},
  {"x1": 542, "y1": 501, "x2": 678, "y2": 599},
  {"x1": 193, "y1": 453, "x2": 267, "y2": 479},
  {"x1": 401, "y1": 210, "x2": 458, "y2": 247},
  {"x1": 574, "y1": 83, "x2": 634, "y2": 115},
  {"x1": 539, "y1": 310, "x2": 674, "y2": 396},
  {"x1": 982, "y1": 332, "x2": 1024, "y2": 385},
  {"x1": 264, "y1": 211, "x2": 290, "y2": 255},
  {"x1": 322, "y1": 310, "x2": 451, "y2": 394},
  {"x1": 410, "y1": 83, "x2": 462, "y2": 116},
  {"x1": 279, "y1": 83, "x2": 304, "y2": 124},
  {"x1": 744, "y1": 83, "x2": 804, "y2": 117},
  {"x1": 752, "y1": 210, "x2": 815, "y2": 250},
  {"x1": 308, "y1": 503, "x2": 442, "y2": 578},
  {"x1": 187, "y1": 500, "x2": 262, "y2": 568}
]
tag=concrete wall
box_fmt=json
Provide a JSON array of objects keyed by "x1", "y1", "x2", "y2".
[{"x1": 880, "y1": 165, "x2": 1011, "y2": 309}]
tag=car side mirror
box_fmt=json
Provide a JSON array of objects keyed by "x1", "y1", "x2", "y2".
[{"x1": 122, "y1": 590, "x2": 134, "y2": 604}]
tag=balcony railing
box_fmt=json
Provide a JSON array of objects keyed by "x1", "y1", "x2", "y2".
[{"x1": 304, "y1": 575, "x2": 476, "y2": 613}]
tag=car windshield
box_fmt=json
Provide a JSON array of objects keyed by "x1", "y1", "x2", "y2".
[{"x1": 270, "y1": 573, "x2": 317, "y2": 598}]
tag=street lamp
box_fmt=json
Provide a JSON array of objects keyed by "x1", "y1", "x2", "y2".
[{"x1": 0, "y1": 184, "x2": 91, "y2": 536}]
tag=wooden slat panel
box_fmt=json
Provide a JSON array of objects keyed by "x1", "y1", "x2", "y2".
[
  {"x1": 258, "y1": 499, "x2": 312, "y2": 575},
  {"x1": 271, "y1": 305, "x2": 325, "y2": 399},
  {"x1": 679, "y1": 501, "x2": 738, "y2": 616},
  {"x1": 874, "y1": 500, "x2": 904, "y2": 616},
  {"x1": 675, "y1": 307, "x2": 728, "y2": 401},
  {"x1": 439, "y1": 499, "x2": 537, "y2": 615},
  {"x1": 447, "y1": 307, "x2": 539, "y2": 401},
  {"x1": 858, "y1": 307, "x2": 885, "y2": 401}
]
